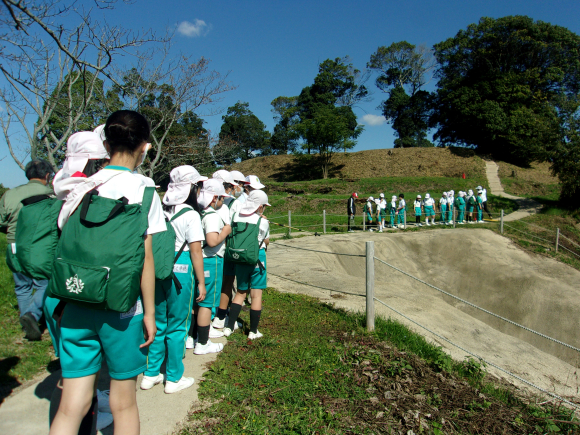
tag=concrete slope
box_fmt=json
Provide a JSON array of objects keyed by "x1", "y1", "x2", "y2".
[
  {"x1": 268, "y1": 231, "x2": 580, "y2": 402},
  {"x1": 485, "y1": 161, "x2": 543, "y2": 221}
]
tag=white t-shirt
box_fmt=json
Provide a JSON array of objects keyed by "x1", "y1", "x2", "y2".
[
  {"x1": 238, "y1": 192, "x2": 248, "y2": 204},
  {"x1": 216, "y1": 202, "x2": 231, "y2": 226},
  {"x1": 413, "y1": 200, "x2": 422, "y2": 208},
  {"x1": 233, "y1": 212, "x2": 269, "y2": 248},
  {"x1": 439, "y1": 197, "x2": 447, "y2": 206},
  {"x1": 201, "y1": 207, "x2": 226, "y2": 258},
  {"x1": 226, "y1": 198, "x2": 243, "y2": 221},
  {"x1": 96, "y1": 168, "x2": 166, "y2": 236},
  {"x1": 424, "y1": 198, "x2": 435, "y2": 207},
  {"x1": 481, "y1": 189, "x2": 488, "y2": 202},
  {"x1": 379, "y1": 199, "x2": 387, "y2": 210},
  {"x1": 165, "y1": 204, "x2": 204, "y2": 251},
  {"x1": 447, "y1": 196, "x2": 454, "y2": 206},
  {"x1": 398, "y1": 199, "x2": 406, "y2": 209}
]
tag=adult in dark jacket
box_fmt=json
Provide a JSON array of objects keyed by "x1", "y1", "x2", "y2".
[
  {"x1": 347, "y1": 192, "x2": 357, "y2": 232},
  {"x1": 0, "y1": 159, "x2": 54, "y2": 340}
]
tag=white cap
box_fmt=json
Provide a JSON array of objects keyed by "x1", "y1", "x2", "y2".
[
  {"x1": 379, "y1": 193, "x2": 385, "y2": 198},
  {"x1": 62, "y1": 131, "x2": 109, "y2": 176},
  {"x1": 245, "y1": 175, "x2": 265, "y2": 190},
  {"x1": 163, "y1": 166, "x2": 208, "y2": 206},
  {"x1": 425, "y1": 193, "x2": 430, "y2": 199},
  {"x1": 476, "y1": 186, "x2": 482, "y2": 190},
  {"x1": 240, "y1": 190, "x2": 271, "y2": 214},
  {"x1": 368, "y1": 196, "x2": 374, "y2": 202},
  {"x1": 198, "y1": 178, "x2": 233, "y2": 208},
  {"x1": 460, "y1": 191, "x2": 465, "y2": 197},
  {"x1": 468, "y1": 189, "x2": 473, "y2": 195},
  {"x1": 213, "y1": 169, "x2": 238, "y2": 186},
  {"x1": 442, "y1": 192, "x2": 447, "y2": 196},
  {"x1": 230, "y1": 170, "x2": 247, "y2": 184},
  {"x1": 417, "y1": 195, "x2": 421, "y2": 199},
  {"x1": 93, "y1": 124, "x2": 106, "y2": 142},
  {"x1": 392, "y1": 195, "x2": 397, "y2": 200}
]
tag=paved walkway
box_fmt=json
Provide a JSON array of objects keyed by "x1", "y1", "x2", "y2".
[
  {"x1": 485, "y1": 160, "x2": 543, "y2": 222},
  {"x1": 0, "y1": 336, "x2": 226, "y2": 435}
]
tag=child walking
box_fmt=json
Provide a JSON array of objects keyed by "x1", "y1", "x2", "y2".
[
  {"x1": 397, "y1": 194, "x2": 406, "y2": 228},
  {"x1": 439, "y1": 192, "x2": 448, "y2": 225},
  {"x1": 378, "y1": 193, "x2": 387, "y2": 232},
  {"x1": 389, "y1": 195, "x2": 397, "y2": 229},
  {"x1": 49, "y1": 110, "x2": 166, "y2": 435},
  {"x1": 223, "y1": 190, "x2": 270, "y2": 339},
  {"x1": 466, "y1": 189, "x2": 475, "y2": 223},
  {"x1": 141, "y1": 165, "x2": 207, "y2": 394},
  {"x1": 476, "y1": 190, "x2": 484, "y2": 223},
  {"x1": 364, "y1": 196, "x2": 374, "y2": 231},
  {"x1": 456, "y1": 191, "x2": 466, "y2": 224}
]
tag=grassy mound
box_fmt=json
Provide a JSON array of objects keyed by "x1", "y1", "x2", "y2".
[
  {"x1": 232, "y1": 148, "x2": 486, "y2": 182},
  {"x1": 179, "y1": 289, "x2": 578, "y2": 434}
]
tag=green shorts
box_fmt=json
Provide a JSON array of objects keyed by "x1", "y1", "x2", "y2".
[
  {"x1": 223, "y1": 258, "x2": 236, "y2": 277},
  {"x1": 59, "y1": 300, "x2": 147, "y2": 379},
  {"x1": 194, "y1": 256, "x2": 223, "y2": 308},
  {"x1": 236, "y1": 249, "x2": 267, "y2": 291}
]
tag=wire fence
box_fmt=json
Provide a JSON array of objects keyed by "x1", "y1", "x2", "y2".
[{"x1": 268, "y1": 239, "x2": 580, "y2": 412}]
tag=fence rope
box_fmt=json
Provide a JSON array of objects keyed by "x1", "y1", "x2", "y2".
[
  {"x1": 559, "y1": 233, "x2": 580, "y2": 250},
  {"x1": 372, "y1": 297, "x2": 580, "y2": 411},
  {"x1": 503, "y1": 223, "x2": 556, "y2": 245},
  {"x1": 558, "y1": 244, "x2": 580, "y2": 259},
  {"x1": 373, "y1": 256, "x2": 580, "y2": 353},
  {"x1": 273, "y1": 242, "x2": 365, "y2": 257},
  {"x1": 269, "y1": 271, "x2": 365, "y2": 298}
]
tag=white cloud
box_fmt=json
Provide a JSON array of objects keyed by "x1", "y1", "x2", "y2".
[
  {"x1": 360, "y1": 114, "x2": 387, "y2": 126},
  {"x1": 177, "y1": 19, "x2": 211, "y2": 37}
]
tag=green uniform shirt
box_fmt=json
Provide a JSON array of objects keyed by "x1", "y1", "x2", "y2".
[{"x1": 0, "y1": 180, "x2": 54, "y2": 243}]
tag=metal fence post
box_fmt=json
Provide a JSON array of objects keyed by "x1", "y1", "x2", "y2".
[
  {"x1": 366, "y1": 241, "x2": 375, "y2": 332},
  {"x1": 403, "y1": 210, "x2": 406, "y2": 229},
  {"x1": 556, "y1": 228, "x2": 560, "y2": 253},
  {"x1": 500, "y1": 210, "x2": 504, "y2": 234},
  {"x1": 323, "y1": 210, "x2": 326, "y2": 234},
  {"x1": 288, "y1": 210, "x2": 291, "y2": 237},
  {"x1": 363, "y1": 214, "x2": 366, "y2": 232},
  {"x1": 453, "y1": 207, "x2": 456, "y2": 228}
]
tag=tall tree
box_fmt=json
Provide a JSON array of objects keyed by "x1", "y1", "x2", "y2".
[
  {"x1": 219, "y1": 101, "x2": 271, "y2": 160},
  {"x1": 368, "y1": 41, "x2": 434, "y2": 148},
  {"x1": 0, "y1": 0, "x2": 158, "y2": 171},
  {"x1": 295, "y1": 57, "x2": 365, "y2": 178},
  {"x1": 270, "y1": 96, "x2": 299, "y2": 155},
  {"x1": 431, "y1": 16, "x2": 580, "y2": 165}
]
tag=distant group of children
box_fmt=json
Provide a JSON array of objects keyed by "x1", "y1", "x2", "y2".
[
  {"x1": 360, "y1": 187, "x2": 492, "y2": 232},
  {"x1": 2, "y1": 110, "x2": 270, "y2": 435}
]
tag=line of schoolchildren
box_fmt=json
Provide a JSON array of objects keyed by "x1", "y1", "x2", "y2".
[
  {"x1": 5, "y1": 110, "x2": 270, "y2": 435},
  {"x1": 362, "y1": 186, "x2": 490, "y2": 231}
]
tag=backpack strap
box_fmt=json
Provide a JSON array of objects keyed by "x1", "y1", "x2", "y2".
[
  {"x1": 170, "y1": 207, "x2": 192, "y2": 222},
  {"x1": 140, "y1": 187, "x2": 156, "y2": 229},
  {"x1": 227, "y1": 198, "x2": 236, "y2": 209},
  {"x1": 79, "y1": 189, "x2": 129, "y2": 225},
  {"x1": 21, "y1": 194, "x2": 52, "y2": 206}
]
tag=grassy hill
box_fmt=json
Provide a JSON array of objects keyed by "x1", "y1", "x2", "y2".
[{"x1": 231, "y1": 147, "x2": 485, "y2": 182}]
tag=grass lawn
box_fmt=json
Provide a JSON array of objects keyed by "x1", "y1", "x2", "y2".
[
  {"x1": 0, "y1": 233, "x2": 58, "y2": 403},
  {"x1": 178, "y1": 289, "x2": 578, "y2": 434}
]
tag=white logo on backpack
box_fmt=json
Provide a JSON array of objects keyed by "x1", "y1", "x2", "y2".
[
  {"x1": 232, "y1": 253, "x2": 240, "y2": 260},
  {"x1": 66, "y1": 275, "x2": 84, "y2": 294}
]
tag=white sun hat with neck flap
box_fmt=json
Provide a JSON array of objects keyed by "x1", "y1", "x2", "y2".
[
  {"x1": 240, "y1": 190, "x2": 271, "y2": 214},
  {"x1": 230, "y1": 170, "x2": 247, "y2": 184},
  {"x1": 163, "y1": 166, "x2": 208, "y2": 206},
  {"x1": 198, "y1": 178, "x2": 233, "y2": 209},
  {"x1": 213, "y1": 169, "x2": 238, "y2": 186},
  {"x1": 245, "y1": 175, "x2": 265, "y2": 190}
]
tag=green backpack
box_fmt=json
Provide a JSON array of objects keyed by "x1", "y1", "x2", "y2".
[
  {"x1": 47, "y1": 187, "x2": 155, "y2": 312},
  {"x1": 152, "y1": 208, "x2": 192, "y2": 281},
  {"x1": 224, "y1": 213, "x2": 262, "y2": 266},
  {"x1": 5, "y1": 195, "x2": 63, "y2": 280}
]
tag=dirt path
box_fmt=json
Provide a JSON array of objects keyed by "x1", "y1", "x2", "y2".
[
  {"x1": 268, "y1": 231, "x2": 580, "y2": 406},
  {"x1": 485, "y1": 161, "x2": 543, "y2": 222}
]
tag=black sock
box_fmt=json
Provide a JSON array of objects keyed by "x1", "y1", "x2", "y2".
[
  {"x1": 197, "y1": 325, "x2": 210, "y2": 345},
  {"x1": 250, "y1": 310, "x2": 262, "y2": 334},
  {"x1": 217, "y1": 308, "x2": 228, "y2": 320},
  {"x1": 189, "y1": 315, "x2": 197, "y2": 339},
  {"x1": 227, "y1": 303, "x2": 242, "y2": 330},
  {"x1": 78, "y1": 395, "x2": 98, "y2": 435},
  {"x1": 416, "y1": 216, "x2": 420, "y2": 224}
]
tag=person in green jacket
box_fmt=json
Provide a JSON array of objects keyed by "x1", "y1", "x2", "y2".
[
  {"x1": 0, "y1": 160, "x2": 54, "y2": 341},
  {"x1": 456, "y1": 191, "x2": 466, "y2": 224}
]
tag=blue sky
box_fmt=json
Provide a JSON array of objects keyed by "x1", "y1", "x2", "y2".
[{"x1": 1, "y1": 0, "x2": 579, "y2": 187}]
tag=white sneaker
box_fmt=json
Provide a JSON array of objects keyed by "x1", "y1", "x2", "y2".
[
  {"x1": 418, "y1": 224, "x2": 423, "y2": 227},
  {"x1": 478, "y1": 220, "x2": 484, "y2": 223},
  {"x1": 209, "y1": 325, "x2": 224, "y2": 338},
  {"x1": 222, "y1": 327, "x2": 233, "y2": 337},
  {"x1": 212, "y1": 316, "x2": 226, "y2": 329},
  {"x1": 347, "y1": 230, "x2": 354, "y2": 233},
  {"x1": 378, "y1": 229, "x2": 383, "y2": 233},
  {"x1": 164, "y1": 376, "x2": 194, "y2": 394},
  {"x1": 186, "y1": 336, "x2": 195, "y2": 349},
  {"x1": 248, "y1": 330, "x2": 263, "y2": 340},
  {"x1": 140, "y1": 374, "x2": 164, "y2": 390},
  {"x1": 194, "y1": 340, "x2": 224, "y2": 355}
]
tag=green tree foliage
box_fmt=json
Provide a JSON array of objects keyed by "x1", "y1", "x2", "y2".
[
  {"x1": 37, "y1": 71, "x2": 122, "y2": 167},
  {"x1": 368, "y1": 41, "x2": 434, "y2": 148},
  {"x1": 219, "y1": 101, "x2": 271, "y2": 160},
  {"x1": 431, "y1": 16, "x2": 580, "y2": 165},
  {"x1": 292, "y1": 57, "x2": 365, "y2": 178},
  {"x1": 270, "y1": 96, "x2": 300, "y2": 154}
]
